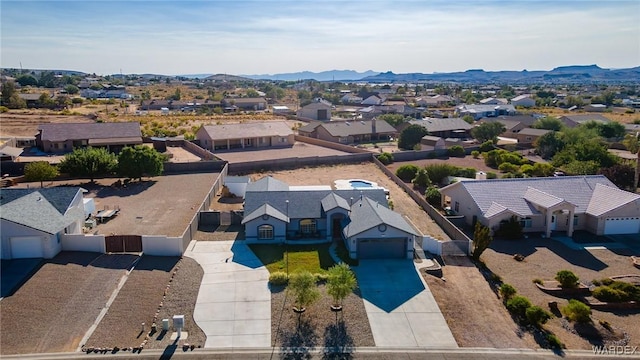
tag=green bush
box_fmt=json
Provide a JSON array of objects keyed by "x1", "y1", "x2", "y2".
[
  {"x1": 532, "y1": 278, "x2": 544, "y2": 285},
  {"x1": 499, "y1": 283, "x2": 517, "y2": 301},
  {"x1": 447, "y1": 145, "x2": 465, "y2": 157},
  {"x1": 546, "y1": 334, "x2": 564, "y2": 349},
  {"x1": 592, "y1": 286, "x2": 628, "y2": 302},
  {"x1": 396, "y1": 164, "x2": 419, "y2": 182},
  {"x1": 471, "y1": 150, "x2": 480, "y2": 159},
  {"x1": 555, "y1": 270, "x2": 579, "y2": 289},
  {"x1": 424, "y1": 163, "x2": 459, "y2": 184},
  {"x1": 562, "y1": 299, "x2": 591, "y2": 323},
  {"x1": 526, "y1": 305, "x2": 552, "y2": 327},
  {"x1": 479, "y1": 140, "x2": 494, "y2": 153},
  {"x1": 0, "y1": 106, "x2": 9, "y2": 113},
  {"x1": 486, "y1": 172, "x2": 497, "y2": 179},
  {"x1": 314, "y1": 272, "x2": 330, "y2": 283},
  {"x1": 424, "y1": 186, "x2": 441, "y2": 206},
  {"x1": 377, "y1": 152, "x2": 394, "y2": 165},
  {"x1": 506, "y1": 295, "x2": 532, "y2": 319},
  {"x1": 455, "y1": 167, "x2": 476, "y2": 179},
  {"x1": 269, "y1": 271, "x2": 289, "y2": 286},
  {"x1": 498, "y1": 162, "x2": 520, "y2": 173}
]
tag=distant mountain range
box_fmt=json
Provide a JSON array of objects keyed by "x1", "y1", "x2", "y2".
[
  {"x1": 240, "y1": 70, "x2": 379, "y2": 81},
  {"x1": 360, "y1": 65, "x2": 640, "y2": 84}
]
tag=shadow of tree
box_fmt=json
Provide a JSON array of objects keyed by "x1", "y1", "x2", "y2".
[
  {"x1": 322, "y1": 320, "x2": 354, "y2": 360},
  {"x1": 280, "y1": 318, "x2": 318, "y2": 360}
]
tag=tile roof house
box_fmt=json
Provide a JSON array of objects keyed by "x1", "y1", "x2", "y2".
[
  {"x1": 516, "y1": 128, "x2": 551, "y2": 145},
  {"x1": 403, "y1": 118, "x2": 472, "y2": 138},
  {"x1": 298, "y1": 119, "x2": 397, "y2": 144},
  {"x1": 1, "y1": 187, "x2": 85, "y2": 259},
  {"x1": 241, "y1": 176, "x2": 418, "y2": 259},
  {"x1": 439, "y1": 175, "x2": 640, "y2": 237},
  {"x1": 221, "y1": 97, "x2": 267, "y2": 111},
  {"x1": 456, "y1": 104, "x2": 516, "y2": 120},
  {"x1": 196, "y1": 121, "x2": 294, "y2": 151},
  {"x1": 36, "y1": 122, "x2": 142, "y2": 153},
  {"x1": 559, "y1": 114, "x2": 611, "y2": 128}
]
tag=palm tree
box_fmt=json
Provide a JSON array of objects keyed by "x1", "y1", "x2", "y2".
[{"x1": 326, "y1": 263, "x2": 357, "y2": 311}]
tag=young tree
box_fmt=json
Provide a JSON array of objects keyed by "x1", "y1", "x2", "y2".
[
  {"x1": 117, "y1": 145, "x2": 164, "y2": 181},
  {"x1": 472, "y1": 222, "x2": 492, "y2": 260},
  {"x1": 555, "y1": 270, "x2": 579, "y2": 289},
  {"x1": 59, "y1": 147, "x2": 117, "y2": 182},
  {"x1": 471, "y1": 122, "x2": 505, "y2": 144},
  {"x1": 535, "y1": 132, "x2": 565, "y2": 159},
  {"x1": 598, "y1": 163, "x2": 635, "y2": 191},
  {"x1": 24, "y1": 161, "x2": 59, "y2": 188},
  {"x1": 326, "y1": 263, "x2": 357, "y2": 310},
  {"x1": 532, "y1": 117, "x2": 564, "y2": 131},
  {"x1": 289, "y1": 271, "x2": 320, "y2": 321},
  {"x1": 412, "y1": 168, "x2": 432, "y2": 188},
  {"x1": 398, "y1": 124, "x2": 428, "y2": 150}
]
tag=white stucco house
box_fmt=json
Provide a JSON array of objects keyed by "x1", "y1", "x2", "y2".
[
  {"x1": 1, "y1": 187, "x2": 85, "y2": 259},
  {"x1": 439, "y1": 175, "x2": 640, "y2": 238},
  {"x1": 510, "y1": 94, "x2": 536, "y2": 108},
  {"x1": 241, "y1": 177, "x2": 418, "y2": 259}
]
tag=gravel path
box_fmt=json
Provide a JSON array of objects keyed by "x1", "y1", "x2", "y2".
[
  {"x1": 271, "y1": 284, "x2": 375, "y2": 349},
  {"x1": 0, "y1": 252, "x2": 137, "y2": 355}
]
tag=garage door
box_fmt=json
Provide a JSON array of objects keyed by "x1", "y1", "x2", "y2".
[
  {"x1": 604, "y1": 217, "x2": 640, "y2": 235},
  {"x1": 357, "y1": 238, "x2": 406, "y2": 259},
  {"x1": 10, "y1": 236, "x2": 44, "y2": 259}
]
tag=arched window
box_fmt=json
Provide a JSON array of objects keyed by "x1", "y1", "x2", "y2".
[
  {"x1": 258, "y1": 225, "x2": 274, "y2": 240},
  {"x1": 300, "y1": 219, "x2": 317, "y2": 234}
]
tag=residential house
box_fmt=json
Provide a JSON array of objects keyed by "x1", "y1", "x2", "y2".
[
  {"x1": 241, "y1": 177, "x2": 417, "y2": 259},
  {"x1": 510, "y1": 94, "x2": 536, "y2": 108},
  {"x1": 420, "y1": 135, "x2": 464, "y2": 151},
  {"x1": 196, "y1": 121, "x2": 294, "y2": 151},
  {"x1": 1, "y1": 187, "x2": 85, "y2": 259},
  {"x1": 516, "y1": 128, "x2": 551, "y2": 145},
  {"x1": 479, "y1": 97, "x2": 508, "y2": 105},
  {"x1": 477, "y1": 115, "x2": 538, "y2": 139},
  {"x1": 18, "y1": 93, "x2": 51, "y2": 108},
  {"x1": 80, "y1": 85, "x2": 130, "y2": 99},
  {"x1": 297, "y1": 119, "x2": 396, "y2": 144},
  {"x1": 624, "y1": 123, "x2": 640, "y2": 134},
  {"x1": 341, "y1": 94, "x2": 363, "y2": 104},
  {"x1": 222, "y1": 97, "x2": 267, "y2": 111},
  {"x1": 456, "y1": 104, "x2": 516, "y2": 120},
  {"x1": 416, "y1": 95, "x2": 454, "y2": 107},
  {"x1": 402, "y1": 118, "x2": 472, "y2": 139},
  {"x1": 559, "y1": 114, "x2": 610, "y2": 128},
  {"x1": 297, "y1": 98, "x2": 333, "y2": 121},
  {"x1": 361, "y1": 95, "x2": 384, "y2": 106},
  {"x1": 584, "y1": 104, "x2": 607, "y2": 112},
  {"x1": 272, "y1": 105, "x2": 292, "y2": 114},
  {"x1": 36, "y1": 122, "x2": 142, "y2": 153},
  {"x1": 439, "y1": 175, "x2": 640, "y2": 237}
]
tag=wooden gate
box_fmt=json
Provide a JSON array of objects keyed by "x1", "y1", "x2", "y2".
[{"x1": 105, "y1": 235, "x2": 143, "y2": 253}]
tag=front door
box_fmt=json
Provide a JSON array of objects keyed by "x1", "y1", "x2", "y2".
[{"x1": 550, "y1": 215, "x2": 557, "y2": 231}]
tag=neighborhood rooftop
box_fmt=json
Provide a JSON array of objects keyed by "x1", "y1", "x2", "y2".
[
  {"x1": 199, "y1": 121, "x2": 292, "y2": 140},
  {"x1": 37, "y1": 122, "x2": 142, "y2": 142}
]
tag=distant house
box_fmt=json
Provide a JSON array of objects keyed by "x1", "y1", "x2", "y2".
[
  {"x1": 341, "y1": 94, "x2": 363, "y2": 104},
  {"x1": 1, "y1": 187, "x2": 85, "y2": 259},
  {"x1": 80, "y1": 85, "x2": 130, "y2": 99},
  {"x1": 420, "y1": 135, "x2": 464, "y2": 151},
  {"x1": 298, "y1": 119, "x2": 396, "y2": 144},
  {"x1": 361, "y1": 95, "x2": 384, "y2": 106},
  {"x1": 439, "y1": 175, "x2": 640, "y2": 238},
  {"x1": 559, "y1": 114, "x2": 610, "y2": 128},
  {"x1": 222, "y1": 97, "x2": 267, "y2": 111},
  {"x1": 456, "y1": 104, "x2": 516, "y2": 120},
  {"x1": 402, "y1": 117, "x2": 472, "y2": 139},
  {"x1": 297, "y1": 98, "x2": 332, "y2": 121},
  {"x1": 196, "y1": 121, "x2": 294, "y2": 151},
  {"x1": 477, "y1": 115, "x2": 538, "y2": 139},
  {"x1": 36, "y1": 122, "x2": 142, "y2": 153},
  {"x1": 18, "y1": 93, "x2": 52, "y2": 108},
  {"x1": 242, "y1": 176, "x2": 417, "y2": 259},
  {"x1": 510, "y1": 94, "x2": 536, "y2": 108},
  {"x1": 515, "y1": 128, "x2": 551, "y2": 145},
  {"x1": 479, "y1": 97, "x2": 508, "y2": 105},
  {"x1": 584, "y1": 104, "x2": 607, "y2": 112},
  {"x1": 272, "y1": 105, "x2": 292, "y2": 114}
]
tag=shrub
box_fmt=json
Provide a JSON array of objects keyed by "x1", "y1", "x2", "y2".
[
  {"x1": 471, "y1": 150, "x2": 480, "y2": 159},
  {"x1": 447, "y1": 145, "x2": 465, "y2": 157},
  {"x1": 532, "y1": 278, "x2": 544, "y2": 285},
  {"x1": 555, "y1": 270, "x2": 579, "y2": 289},
  {"x1": 506, "y1": 295, "x2": 532, "y2": 319},
  {"x1": 526, "y1": 305, "x2": 552, "y2": 327},
  {"x1": 314, "y1": 272, "x2": 330, "y2": 283},
  {"x1": 486, "y1": 172, "x2": 497, "y2": 179},
  {"x1": 424, "y1": 163, "x2": 459, "y2": 184},
  {"x1": 496, "y1": 216, "x2": 523, "y2": 239},
  {"x1": 377, "y1": 152, "x2": 394, "y2": 165},
  {"x1": 562, "y1": 299, "x2": 591, "y2": 323},
  {"x1": 396, "y1": 164, "x2": 419, "y2": 182},
  {"x1": 479, "y1": 140, "x2": 494, "y2": 153},
  {"x1": 546, "y1": 334, "x2": 564, "y2": 349},
  {"x1": 424, "y1": 185, "x2": 441, "y2": 206},
  {"x1": 412, "y1": 168, "x2": 431, "y2": 188},
  {"x1": 455, "y1": 167, "x2": 476, "y2": 179},
  {"x1": 498, "y1": 162, "x2": 520, "y2": 173},
  {"x1": 499, "y1": 283, "x2": 517, "y2": 301},
  {"x1": 592, "y1": 286, "x2": 628, "y2": 302},
  {"x1": 0, "y1": 106, "x2": 8, "y2": 113},
  {"x1": 269, "y1": 271, "x2": 289, "y2": 286}
]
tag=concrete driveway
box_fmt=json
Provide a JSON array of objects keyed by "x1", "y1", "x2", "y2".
[
  {"x1": 355, "y1": 260, "x2": 457, "y2": 348},
  {"x1": 185, "y1": 240, "x2": 270, "y2": 348}
]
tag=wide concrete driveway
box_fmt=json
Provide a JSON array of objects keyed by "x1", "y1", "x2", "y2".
[
  {"x1": 185, "y1": 240, "x2": 270, "y2": 348},
  {"x1": 355, "y1": 260, "x2": 457, "y2": 348}
]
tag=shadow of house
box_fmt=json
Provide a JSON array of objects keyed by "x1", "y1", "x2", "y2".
[
  {"x1": 354, "y1": 260, "x2": 424, "y2": 313},
  {"x1": 231, "y1": 240, "x2": 266, "y2": 269}
]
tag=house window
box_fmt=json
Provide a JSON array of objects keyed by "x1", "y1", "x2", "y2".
[
  {"x1": 300, "y1": 219, "x2": 317, "y2": 234},
  {"x1": 525, "y1": 136, "x2": 532, "y2": 141},
  {"x1": 573, "y1": 215, "x2": 578, "y2": 226},
  {"x1": 258, "y1": 225, "x2": 274, "y2": 240},
  {"x1": 454, "y1": 202, "x2": 459, "y2": 212},
  {"x1": 519, "y1": 217, "x2": 532, "y2": 228}
]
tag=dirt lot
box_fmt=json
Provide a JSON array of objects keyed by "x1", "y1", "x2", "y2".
[
  {"x1": 387, "y1": 155, "x2": 498, "y2": 175},
  {"x1": 245, "y1": 162, "x2": 449, "y2": 240},
  {"x1": 482, "y1": 237, "x2": 640, "y2": 350},
  {"x1": 0, "y1": 252, "x2": 138, "y2": 355},
  {"x1": 214, "y1": 142, "x2": 351, "y2": 163},
  {"x1": 0, "y1": 112, "x2": 93, "y2": 137},
  {"x1": 423, "y1": 256, "x2": 538, "y2": 348}
]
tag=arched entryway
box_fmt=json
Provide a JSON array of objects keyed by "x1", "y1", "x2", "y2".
[{"x1": 330, "y1": 213, "x2": 346, "y2": 240}]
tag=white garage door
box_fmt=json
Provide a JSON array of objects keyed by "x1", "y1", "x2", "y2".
[
  {"x1": 604, "y1": 217, "x2": 640, "y2": 235},
  {"x1": 10, "y1": 237, "x2": 44, "y2": 259}
]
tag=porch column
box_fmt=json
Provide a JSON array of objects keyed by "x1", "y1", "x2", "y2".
[
  {"x1": 545, "y1": 210, "x2": 553, "y2": 238},
  {"x1": 242, "y1": 138, "x2": 245, "y2": 149},
  {"x1": 227, "y1": 139, "x2": 230, "y2": 150},
  {"x1": 567, "y1": 208, "x2": 575, "y2": 237}
]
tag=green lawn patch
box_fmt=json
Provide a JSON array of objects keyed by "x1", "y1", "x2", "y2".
[{"x1": 249, "y1": 243, "x2": 335, "y2": 275}]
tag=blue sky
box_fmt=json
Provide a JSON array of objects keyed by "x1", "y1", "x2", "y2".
[{"x1": 1, "y1": 0, "x2": 639, "y2": 75}]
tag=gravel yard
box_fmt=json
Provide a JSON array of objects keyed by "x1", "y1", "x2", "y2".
[
  {"x1": 482, "y1": 237, "x2": 640, "y2": 350},
  {"x1": 271, "y1": 284, "x2": 375, "y2": 348},
  {"x1": 85, "y1": 256, "x2": 180, "y2": 349},
  {"x1": 422, "y1": 256, "x2": 538, "y2": 348},
  {"x1": 249, "y1": 162, "x2": 449, "y2": 239},
  {"x1": 0, "y1": 252, "x2": 138, "y2": 355},
  {"x1": 214, "y1": 142, "x2": 351, "y2": 163}
]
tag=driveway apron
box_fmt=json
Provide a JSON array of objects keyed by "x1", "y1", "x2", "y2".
[
  {"x1": 186, "y1": 240, "x2": 270, "y2": 348},
  {"x1": 355, "y1": 259, "x2": 457, "y2": 348}
]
